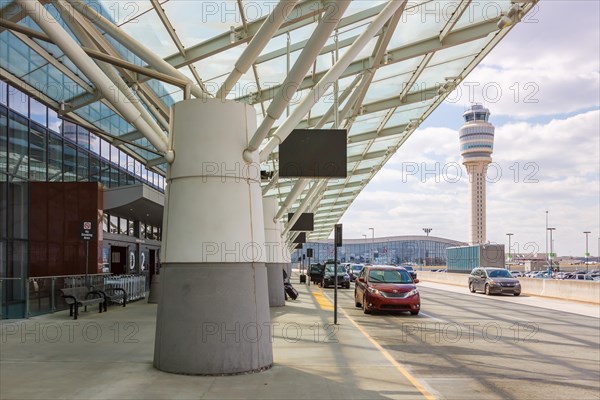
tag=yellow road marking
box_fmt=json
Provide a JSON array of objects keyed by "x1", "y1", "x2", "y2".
[
  {"x1": 318, "y1": 288, "x2": 437, "y2": 400},
  {"x1": 311, "y1": 287, "x2": 334, "y2": 310}
]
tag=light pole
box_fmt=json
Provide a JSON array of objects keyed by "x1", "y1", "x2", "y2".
[
  {"x1": 369, "y1": 228, "x2": 374, "y2": 264},
  {"x1": 422, "y1": 228, "x2": 432, "y2": 270},
  {"x1": 506, "y1": 233, "x2": 513, "y2": 269},
  {"x1": 547, "y1": 228, "x2": 556, "y2": 278},
  {"x1": 362, "y1": 234, "x2": 367, "y2": 262},
  {"x1": 583, "y1": 231, "x2": 591, "y2": 273},
  {"x1": 545, "y1": 211, "x2": 549, "y2": 275}
]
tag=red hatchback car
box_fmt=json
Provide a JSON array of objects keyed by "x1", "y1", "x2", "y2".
[{"x1": 354, "y1": 266, "x2": 420, "y2": 315}]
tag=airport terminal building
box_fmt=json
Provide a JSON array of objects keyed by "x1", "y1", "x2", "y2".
[
  {"x1": 1, "y1": 81, "x2": 165, "y2": 318},
  {"x1": 294, "y1": 236, "x2": 466, "y2": 266}
]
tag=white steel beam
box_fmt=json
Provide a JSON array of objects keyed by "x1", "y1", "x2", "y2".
[
  {"x1": 65, "y1": 0, "x2": 208, "y2": 99},
  {"x1": 246, "y1": 0, "x2": 351, "y2": 156},
  {"x1": 162, "y1": 0, "x2": 326, "y2": 68},
  {"x1": 258, "y1": 0, "x2": 408, "y2": 163},
  {"x1": 217, "y1": 0, "x2": 301, "y2": 99},
  {"x1": 439, "y1": 0, "x2": 472, "y2": 42},
  {"x1": 16, "y1": 0, "x2": 168, "y2": 154},
  {"x1": 239, "y1": 17, "x2": 501, "y2": 104}
]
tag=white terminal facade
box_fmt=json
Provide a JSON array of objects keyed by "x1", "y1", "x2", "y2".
[{"x1": 459, "y1": 104, "x2": 495, "y2": 245}]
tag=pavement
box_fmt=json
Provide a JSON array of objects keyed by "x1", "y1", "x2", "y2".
[{"x1": 0, "y1": 275, "x2": 436, "y2": 400}]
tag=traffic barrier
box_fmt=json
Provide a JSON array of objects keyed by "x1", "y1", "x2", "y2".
[{"x1": 417, "y1": 271, "x2": 600, "y2": 304}]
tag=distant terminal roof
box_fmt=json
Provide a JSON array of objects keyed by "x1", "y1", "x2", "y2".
[{"x1": 0, "y1": 0, "x2": 538, "y2": 245}]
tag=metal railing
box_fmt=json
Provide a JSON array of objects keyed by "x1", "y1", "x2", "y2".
[{"x1": 23, "y1": 273, "x2": 146, "y2": 318}]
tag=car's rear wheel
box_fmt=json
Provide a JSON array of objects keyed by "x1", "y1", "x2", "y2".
[
  {"x1": 362, "y1": 295, "x2": 371, "y2": 314},
  {"x1": 469, "y1": 282, "x2": 476, "y2": 293},
  {"x1": 355, "y1": 290, "x2": 361, "y2": 307},
  {"x1": 344, "y1": 283, "x2": 350, "y2": 289},
  {"x1": 410, "y1": 310, "x2": 419, "y2": 316},
  {"x1": 485, "y1": 284, "x2": 491, "y2": 295}
]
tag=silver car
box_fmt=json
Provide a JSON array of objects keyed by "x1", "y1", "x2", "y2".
[{"x1": 469, "y1": 268, "x2": 521, "y2": 296}]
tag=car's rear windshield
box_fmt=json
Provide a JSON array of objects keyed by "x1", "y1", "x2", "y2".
[
  {"x1": 325, "y1": 264, "x2": 346, "y2": 274},
  {"x1": 368, "y1": 269, "x2": 412, "y2": 283},
  {"x1": 488, "y1": 269, "x2": 513, "y2": 278}
]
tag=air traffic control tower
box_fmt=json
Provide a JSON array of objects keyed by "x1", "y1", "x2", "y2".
[{"x1": 459, "y1": 104, "x2": 495, "y2": 245}]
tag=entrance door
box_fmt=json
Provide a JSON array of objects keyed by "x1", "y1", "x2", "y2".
[
  {"x1": 149, "y1": 250, "x2": 156, "y2": 283},
  {"x1": 110, "y1": 246, "x2": 127, "y2": 275}
]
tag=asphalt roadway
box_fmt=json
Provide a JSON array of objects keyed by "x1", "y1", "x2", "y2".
[{"x1": 319, "y1": 281, "x2": 600, "y2": 400}]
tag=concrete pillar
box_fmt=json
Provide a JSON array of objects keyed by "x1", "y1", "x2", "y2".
[
  {"x1": 262, "y1": 197, "x2": 288, "y2": 307},
  {"x1": 154, "y1": 99, "x2": 273, "y2": 375}
]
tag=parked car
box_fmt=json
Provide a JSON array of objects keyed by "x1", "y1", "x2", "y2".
[
  {"x1": 509, "y1": 271, "x2": 524, "y2": 278},
  {"x1": 349, "y1": 264, "x2": 364, "y2": 282},
  {"x1": 309, "y1": 263, "x2": 324, "y2": 284},
  {"x1": 354, "y1": 265, "x2": 420, "y2": 315},
  {"x1": 469, "y1": 268, "x2": 521, "y2": 296},
  {"x1": 320, "y1": 263, "x2": 351, "y2": 289},
  {"x1": 397, "y1": 265, "x2": 417, "y2": 281}
]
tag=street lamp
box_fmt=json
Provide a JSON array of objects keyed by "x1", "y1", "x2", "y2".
[
  {"x1": 547, "y1": 228, "x2": 556, "y2": 278},
  {"x1": 506, "y1": 233, "x2": 513, "y2": 269},
  {"x1": 422, "y1": 228, "x2": 432, "y2": 270},
  {"x1": 369, "y1": 228, "x2": 374, "y2": 263},
  {"x1": 362, "y1": 234, "x2": 367, "y2": 262},
  {"x1": 583, "y1": 231, "x2": 591, "y2": 273}
]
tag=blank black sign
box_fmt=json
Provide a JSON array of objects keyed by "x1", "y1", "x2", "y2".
[
  {"x1": 279, "y1": 129, "x2": 347, "y2": 178},
  {"x1": 293, "y1": 232, "x2": 307, "y2": 244},
  {"x1": 288, "y1": 213, "x2": 314, "y2": 231}
]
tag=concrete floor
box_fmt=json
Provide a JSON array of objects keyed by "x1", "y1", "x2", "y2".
[{"x1": 0, "y1": 281, "x2": 432, "y2": 400}]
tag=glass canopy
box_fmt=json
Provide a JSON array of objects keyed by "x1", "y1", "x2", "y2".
[{"x1": 0, "y1": 0, "x2": 538, "y2": 242}]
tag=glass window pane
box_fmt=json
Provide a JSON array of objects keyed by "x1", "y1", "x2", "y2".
[
  {"x1": 110, "y1": 164, "x2": 119, "y2": 187},
  {"x1": 100, "y1": 161, "x2": 110, "y2": 188},
  {"x1": 77, "y1": 149, "x2": 89, "y2": 181},
  {"x1": 47, "y1": 108, "x2": 60, "y2": 133},
  {"x1": 119, "y1": 218, "x2": 127, "y2": 235},
  {"x1": 110, "y1": 215, "x2": 118, "y2": 233},
  {"x1": 77, "y1": 126, "x2": 89, "y2": 150},
  {"x1": 63, "y1": 120, "x2": 76, "y2": 142},
  {"x1": 10, "y1": 182, "x2": 28, "y2": 239},
  {"x1": 0, "y1": 80, "x2": 7, "y2": 106},
  {"x1": 0, "y1": 107, "x2": 7, "y2": 177},
  {"x1": 8, "y1": 113, "x2": 29, "y2": 179},
  {"x1": 90, "y1": 155, "x2": 100, "y2": 182},
  {"x1": 8, "y1": 87, "x2": 28, "y2": 117},
  {"x1": 110, "y1": 145, "x2": 119, "y2": 164},
  {"x1": 29, "y1": 125, "x2": 47, "y2": 181},
  {"x1": 30, "y1": 98, "x2": 47, "y2": 127},
  {"x1": 47, "y1": 133, "x2": 63, "y2": 182},
  {"x1": 90, "y1": 132, "x2": 100, "y2": 155},
  {"x1": 99, "y1": 138, "x2": 109, "y2": 161},
  {"x1": 63, "y1": 142, "x2": 77, "y2": 182}
]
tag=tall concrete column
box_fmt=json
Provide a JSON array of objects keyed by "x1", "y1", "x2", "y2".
[
  {"x1": 154, "y1": 98, "x2": 273, "y2": 375},
  {"x1": 263, "y1": 197, "x2": 287, "y2": 307}
]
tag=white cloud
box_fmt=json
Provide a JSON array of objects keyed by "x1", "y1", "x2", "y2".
[
  {"x1": 443, "y1": 1, "x2": 600, "y2": 118},
  {"x1": 340, "y1": 110, "x2": 600, "y2": 256}
]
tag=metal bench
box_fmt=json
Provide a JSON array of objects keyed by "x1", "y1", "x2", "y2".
[
  {"x1": 59, "y1": 287, "x2": 104, "y2": 320},
  {"x1": 92, "y1": 284, "x2": 127, "y2": 311}
]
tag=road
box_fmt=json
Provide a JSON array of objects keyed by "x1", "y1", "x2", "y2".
[{"x1": 321, "y1": 283, "x2": 600, "y2": 400}]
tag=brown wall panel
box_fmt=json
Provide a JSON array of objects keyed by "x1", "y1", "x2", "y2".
[{"x1": 29, "y1": 183, "x2": 101, "y2": 277}]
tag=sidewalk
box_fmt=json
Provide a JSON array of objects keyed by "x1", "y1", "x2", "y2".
[{"x1": 0, "y1": 278, "x2": 434, "y2": 400}]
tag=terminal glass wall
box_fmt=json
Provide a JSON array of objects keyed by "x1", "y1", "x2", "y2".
[
  {"x1": 0, "y1": 82, "x2": 166, "y2": 318},
  {"x1": 294, "y1": 239, "x2": 461, "y2": 266}
]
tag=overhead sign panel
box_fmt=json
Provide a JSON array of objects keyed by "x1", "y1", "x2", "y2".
[
  {"x1": 279, "y1": 129, "x2": 347, "y2": 178},
  {"x1": 293, "y1": 232, "x2": 307, "y2": 244},
  {"x1": 288, "y1": 213, "x2": 314, "y2": 232}
]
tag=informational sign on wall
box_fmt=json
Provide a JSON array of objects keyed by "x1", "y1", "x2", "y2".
[{"x1": 80, "y1": 221, "x2": 95, "y2": 240}]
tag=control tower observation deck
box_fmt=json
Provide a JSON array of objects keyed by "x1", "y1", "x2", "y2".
[{"x1": 459, "y1": 104, "x2": 495, "y2": 245}]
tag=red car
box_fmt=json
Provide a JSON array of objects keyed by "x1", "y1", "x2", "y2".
[{"x1": 354, "y1": 266, "x2": 420, "y2": 315}]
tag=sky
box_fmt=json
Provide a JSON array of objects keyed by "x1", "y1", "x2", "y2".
[{"x1": 339, "y1": 0, "x2": 600, "y2": 258}]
